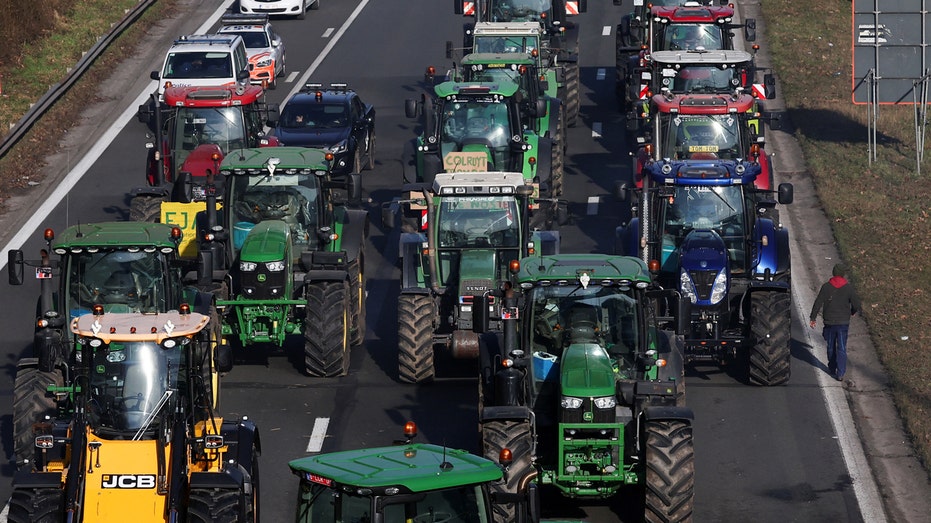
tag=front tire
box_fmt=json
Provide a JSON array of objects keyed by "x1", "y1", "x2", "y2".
[
  {"x1": 481, "y1": 420, "x2": 535, "y2": 523},
  {"x1": 305, "y1": 281, "x2": 351, "y2": 377},
  {"x1": 397, "y1": 294, "x2": 434, "y2": 383},
  {"x1": 8, "y1": 488, "x2": 63, "y2": 523},
  {"x1": 644, "y1": 420, "x2": 695, "y2": 523},
  {"x1": 748, "y1": 290, "x2": 792, "y2": 386},
  {"x1": 129, "y1": 195, "x2": 163, "y2": 222},
  {"x1": 188, "y1": 488, "x2": 241, "y2": 523},
  {"x1": 348, "y1": 255, "x2": 366, "y2": 346},
  {"x1": 13, "y1": 362, "x2": 62, "y2": 468},
  {"x1": 563, "y1": 60, "x2": 581, "y2": 128}
]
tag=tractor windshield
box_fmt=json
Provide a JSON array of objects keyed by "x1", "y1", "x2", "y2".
[
  {"x1": 527, "y1": 285, "x2": 642, "y2": 369},
  {"x1": 655, "y1": 185, "x2": 747, "y2": 273},
  {"x1": 295, "y1": 482, "x2": 489, "y2": 523},
  {"x1": 487, "y1": 0, "x2": 551, "y2": 22},
  {"x1": 228, "y1": 172, "x2": 320, "y2": 250},
  {"x1": 87, "y1": 340, "x2": 184, "y2": 435},
  {"x1": 473, "y1": 35, "x2": 540, "y2": 54},
  {"x1": 440, "y1": 99, "x2": 513, "y2": 170},
  {"x1": 659, "y1": 23, "x2": 725, "y2": 51},
  {"x1": 173, "y1": 106, "x2": 248, "y2": 160},
  {"x1": 66, "y1": 250, "x2": 174, "y2": 319},
  {"x1": 664, "y1": 63, "x2": 741, "y2": 93},
  {"x1": 661, "y1": 114, "x2": 743, "y2": 161},
  {"x1": 437, "y1": 196, "x2": 520, "y2": 248}
]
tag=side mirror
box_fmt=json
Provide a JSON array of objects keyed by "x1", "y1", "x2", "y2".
[
  {"x1": 266, "y1": 103, "x2": 280, "y2": 127},
  {"x1": 347, "y1": 173, "x2": 363, "y2": 204},
  {"x1": 614, "y1": 181, "x2": 629, "y2": 202},
  {"x1": 446, "y1": 40, "x2": 454, "y2": 59},
  {"x1": 744, "y1": 19, "x2": 757, "y2": 42},
  {"x1": 238, "y1": 69, "x2": 251, "y2": 81},
  {"x1": 534, "y1": 100, "x2": 547, "y2": 118},
  {"x1": 472, "y1": 293, "x2": 491, "y2": 334},
  {"x1": 150, "y1": 71, "x2": 160, "y2": 81},
  {"x1": 404, "y1": 99, "x2": 419, "y2": 119},
  {"x1": 777, "y1": 183, "x2": 794, "y2": 205},
  {"x1": 676, "y1": 294, "x2": 691, "y2": 336},
  {"x1": 381, "y1": 202, "x2": 396, "y2": 230},
  {"x1": 764, "y1": 73, "x2": 776, "y2": 99},
  {"x1": 8, "y1": 250, "x2": 24, "y2": 286}
]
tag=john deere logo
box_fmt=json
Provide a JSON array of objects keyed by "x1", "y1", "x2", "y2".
[
  {"x1": 257, "y1": 274, "x2": 267, "y2": 282},
  {"x1": 583, "y1": 412, "x2": 593, "y2": 422},
  {"x1": 101, "y1": 474, "x2": 156, "y2": 489}
]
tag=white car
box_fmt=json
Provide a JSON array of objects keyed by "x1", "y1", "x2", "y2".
[
  {"x1": 151, "y1": 34, "x2": 251, "y2": 96},
  {"x1": 239, "y1": 0, "x2": 320, "y2": 20},
  {"x1": 218, "y1": 14, "x2": 286, "y2": 89}
]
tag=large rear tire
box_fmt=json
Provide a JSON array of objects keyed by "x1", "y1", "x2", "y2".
[
  {"x1": 549, "y1": 104, "x2": 566, "y2": 199},
  {"x1": 304, "y1": 281, "x2": 351, "y2": 377},
  {"x1": 563, "y1": 60, "x2": 581, "y2": 128},
  {"x1": 748, "y1": 290, "x2": 792, "y2": 386},
  {"x1": 13, "y1": 362, "x2": 62, "y2": 468},
  {"x1": 129, "y1": 195, "x2": 163, "y2": 223},
  {"x1": 481, "y1": 420, "x2": 535, "y2": 523},
  {"x1": 397, "y1": 294, "x2": 434, "y2": 383},
  {"x1": 348, "y1": 255, "x2": 366, "y2": 346},
  {"x1": 8, "y1": 488, "x2": 63, "y2": 523},
  {"x1": 644, "y1": 419, "x2": 695, "y2": 523},
  {"x1": 188, "y1": 488, "x2": 241, "y2": 523}
]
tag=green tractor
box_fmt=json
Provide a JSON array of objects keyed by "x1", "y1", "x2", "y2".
[
  {"x1": 403, "y1": 81, "x2": 558, "y2": 199},
  {"x1": 196, "y1": 147, "x2": 369, "y2": 377},
  {"x1": 290, "y1": 421, "x2": 573, "y2": 523},
  {"x1": 6, "y1": 222, "x2": 225, "y2": 468},
  {"x1": 473, "y1": 254, "x2": 695, "y2": 522},
  {"x1": 383, "y1": 171, "x2": 560, "y2": 384}
]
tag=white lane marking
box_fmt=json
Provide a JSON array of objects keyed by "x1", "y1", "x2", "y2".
[
  {"x1": 596, "y1": 68, "x2": 606, "y2": 81},
  {"x1": 587, "y1": 196, "x2": 601, "y2": 215},
  {"x1": 306, "y1": 417, "x2": 330, "y2": 453},
  {"x1": 285, "y1": 71, "x2": 300, "y2": 84},
  {"x1": 602, "y1": 25, "x2": 611, "y2": 36},
  {"x1": 592, "y1": 121, "x2": 603, "y2": 138},
  {"x1": 322, "y1": 27, "x2": 335, "y2": 38}
]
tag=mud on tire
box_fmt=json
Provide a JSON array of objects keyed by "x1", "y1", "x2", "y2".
[
  {"x1": 481, "y1": 420, "x2": 535, "y2": 523},
  {"x1": 748, "y1": 290, "x2": 792, "y2": 386},
  {"x1": 644, "y1": 419, "x2": 694, "y2": 523},
  {"x1": 13, "y1": 362, "x2": 63, "y2": 468},
  {"x1": 305, "y1": 281, "x2": 351, "y2": 377},
  {"x1": 397, "y1": 294, "x2": 434, "y2": 383}
]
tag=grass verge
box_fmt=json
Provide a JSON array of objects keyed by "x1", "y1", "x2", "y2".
[{"x1": 763, "y1": 0, "x2": 931, "y2": 474}]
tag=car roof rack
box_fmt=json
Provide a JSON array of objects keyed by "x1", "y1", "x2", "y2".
[{"x1": 220, "y1": 13, "x2": 270, "y2": 26}]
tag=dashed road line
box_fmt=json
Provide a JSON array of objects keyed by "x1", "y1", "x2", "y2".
[
  {"x1": 591, "y1": 121, "x2": 602, "y2": 138},
  {"x1": 587, "y1": 196, "x2": 601, "y2": 215},
  {"x1": 602, "y1": 25, "x2": 611, "y2": 36},
  {"x1": 306, "y1": 417, "x2": 330, "y2": 453},
  {"x1": 322, "y1": 27, "x2": 335, "y2": 38},
  {"x1": 596, "y1": 68, "x2": 605, "y2": 81}
]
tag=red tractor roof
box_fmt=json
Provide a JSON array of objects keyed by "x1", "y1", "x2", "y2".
[
  {"x1": 651, "y1": 92, "x2": 756, "y2": 115},
  {"x1": 163, "y1": 84, "x2": 265, "y2": 107},
  {"x1": 651, "y1": 4, "x2": 734, "y2": 22}
]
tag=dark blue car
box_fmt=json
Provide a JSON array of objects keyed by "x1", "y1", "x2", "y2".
[{"x1": 273, "y1": 83, "x2": 376, "y2": 176}]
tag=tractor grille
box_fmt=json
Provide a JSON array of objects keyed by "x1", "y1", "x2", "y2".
[
  {"x1": 689, "y1": 269, "x2": 718, "y2": 301},
  {"x1": 238, "y1": 268, "x2": 286, "y2": 300}
]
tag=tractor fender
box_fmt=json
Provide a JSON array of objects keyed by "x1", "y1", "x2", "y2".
[
  {"x1": 480, "y1": 405, "x2": 533, "y2": 424},
  {"x1": 129, "y1": 185, "x2": 171, "y2": 199},
  {"x1": 642, "y1": 405, "x2": 694, "y2": 423},
  {"x1": 189, "y1": 418, "x2": 261, "y2": 490},
  {"x1": 11, "y1": 471, "x2": 62, "y2": 489},
  {"x1": 189, "y1": 470, "x2": 242, "y2": 489},
  {"x1": 614, "y1": 218, "x2": 640, "y2": 257},
  {"x1": 304, "y1": 269, "x2": 349, "y2": 283},
  {"x1": 188, "y1": 287, "x2": 216, "y2": 316},
  {"x1": 338, "y1": 208, "x2": 370, "y2": 262},
  {"x1": 532, "y1": 230, "x2": 560, "y2": 255},
  {"x1": 545, "y1": 97, "x2": 563, "y2": 138},
  {"x1": 534, "y1": 137, "x2": 554, "y2": 187},
  {"x1": 754, "y1": 217, "x2": 789, "y2": 275},
  {"x1": 400, "y1": 233, "x2": 427, "y2": 289}
]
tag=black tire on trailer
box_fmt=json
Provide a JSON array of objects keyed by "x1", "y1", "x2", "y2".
[
  {"x1": 13, "y1": 363, "x2": 62, "y2": 468},
  {"x1": 481, "y1": 420, "x2": 535, "y2": 523},
  {"x1": 644, "y1": 419, "x2": 695, "y2": 523},
  {"x1": 305, "y1": 281, "x2": 351, "y2": 377},
  {"x1": 563, "y1": 60, "x2": 581, "y2": 128},
  {"x1": 8, "y1": 487, "x2": 64, "y2": 523},
  {"x1": 188, "y1": 488, "x2": 241, "y2": 523},
  {"x1": 748, "y1": 289, "x2": 792, "y2": 386},
  {"x1": 129, "y1": 195, "x2": 163, "y2": 223},
  {"x1": 348, "y1": 254, "x2": 366, "y2": 346},
  {"x1": 397, "y1": 294, "x2": 434, "y2": 383}
]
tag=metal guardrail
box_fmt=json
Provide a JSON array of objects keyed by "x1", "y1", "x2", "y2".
[{"x1": 0, "y1": 0, "x2": 157, "y2": 160}]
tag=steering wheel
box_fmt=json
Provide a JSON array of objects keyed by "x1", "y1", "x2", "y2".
[
  {"x1": 412, "y1": 513, "x2": 452, "y2": 523},
  {"x1": 119, "y1": 394, "x2": 145, "y2": 412},
  {"x1": 442, "y1": 230, "x2": 468, "y2": 246},
  {"x1": 234, "y1": 199, "x2": 267, "y2": 222}
]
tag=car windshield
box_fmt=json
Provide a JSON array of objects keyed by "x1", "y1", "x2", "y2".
[
  {"x1": 657, "y1": 185, "x2": 747, "y2": 272},
  {"x1": 488, "y1": 0, "x2": 552, "y2": 22},
  {"x1": 229, "y1": 172, "x2": 320, "y2": 250},
  {"x1": 163, "y1": 51, "x2": 233, "y2": 79},
  {"x1": 528, "y1": 285, "x2": 641, "y2": 370},
  {"x1": 280, "y1": 103, "x2": 349, "y2": 129},
  {"x1": 437, "y1": 196, "x2": 520, "y2": 248},
  {"x1": 661, "y1": 114, "x2": 743, "y2": 160},
  {"x1": 66, "y1": 250, "x2": 171, "y2": 319},
  {"x1": 173, "y1": 106, "x2": 247, "y2": 159},
  {"x1": 296, "y1": 482, "x2": 489, "y2": 523},
  {"x1": 87, "y1": 340, "x2": 184, "y2": 434},
  {"x1": 225, "y1": 30, "x2": 269, "y2": 49}
]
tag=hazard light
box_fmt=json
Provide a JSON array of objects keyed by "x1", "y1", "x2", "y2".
[
  {"x1": 499, "y1": 448, "x2": 513, "y2": 466},
  {"x1": 404, "y1": 421, "x2": 417, "y2": 439},
  {"x1": 43, "y1": 228, "x2": 54, "y2": 241},
  {"x1": 509, "y1": 259, "x2": 521, "y2": 273}
]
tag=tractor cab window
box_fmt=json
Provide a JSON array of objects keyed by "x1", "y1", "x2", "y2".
[
  {"x1": 229, "y1": 173, "x2": 320, "y2": 249},
  {"x1": 441, "y1": 101, "x2": 512, "y2": 167},
  {"x1": 437, "y1": 196, "x2": 520, "y2": 248},
  {"x1": 662, "y1": 23, "x2": 724, "y2": 51},
  {"x1": 658, "y1": 185, "x2": 747, "y2": 272},
  {"x1": 489, "y1": 0, "x2": 551, "y2": 22},
  {"x1": 67, "y1": 251, "x2": 171, "y2": 318},
  {"x1": 662, "y1": 114, "x2": 742, "y2": 161},
  {"x1": 473, "y1": 35, "x2": 539, "y2": 54},
  {"x1": 296, "y1": 481, "x2": 488, "y2": 523},
  {"x1": 163, "y1": 51, "x2": 233, "y2": 80},
  {"x1": 176, "y1": 106, "x2": 248, "y2": 155},
  {"x1": 87, "y1": 341, "x2": 184, "y2": 435},
  {"x1": 668, "y1": 64, "x2": 739, "y2": 93}
]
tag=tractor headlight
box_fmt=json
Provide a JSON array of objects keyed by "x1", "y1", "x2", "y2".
[
  {"x1": 680, "y1": 269, "x2": 697, "y2": 304},
  {"x1": 240, "y1": 261, "x2": 257, "y2": 272},
  {"x1": 561, "y1": 396, "x2": 583, "y2": 409},
  {"x1": 593, "y1": 396, "x2": 617, "y2": 409},
  {"x1": 709, "y1": 270, "x2": 728, "y2": 304},
  {"x1": 266, "y1": 260, "x2": 286, "y2": 272}
]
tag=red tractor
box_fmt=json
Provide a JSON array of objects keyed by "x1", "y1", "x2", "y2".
[{"x1": 132, "y1": 84, "x2": 280, "y2": 222}]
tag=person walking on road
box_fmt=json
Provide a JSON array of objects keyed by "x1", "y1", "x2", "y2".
[{"x1": 809, "y1": 263, "x2": 862, "y2": 381}]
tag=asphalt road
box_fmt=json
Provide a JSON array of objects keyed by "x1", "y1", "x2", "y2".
[{"x1": 1, "y1": 0, "x2": 925, "y2": 521}]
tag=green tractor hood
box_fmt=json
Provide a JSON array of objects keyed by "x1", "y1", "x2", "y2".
[
  {"x1": 560, "y1": 344, "x2": 617, "y2": 398},
  {"x1": 238, "y1": 220, "x2": 291, "y2": 263}
]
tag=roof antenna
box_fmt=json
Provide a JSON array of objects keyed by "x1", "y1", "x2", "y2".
[{"x1": 439, "y1": 440, "x2": 453, "y2": 471}]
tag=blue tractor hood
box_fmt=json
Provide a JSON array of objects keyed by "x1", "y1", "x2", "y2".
[{"x1": 679, "y1": 229, "x2": 730, "y2": 306}]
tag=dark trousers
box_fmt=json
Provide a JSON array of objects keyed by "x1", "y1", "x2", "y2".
[{"x1": 823, "y1": 324, "x2": 850, "y2": 378}]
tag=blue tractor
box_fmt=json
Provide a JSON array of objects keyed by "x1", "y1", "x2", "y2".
[{"x1": 615, "y1": 158, "x2": 794, "y2": 385}]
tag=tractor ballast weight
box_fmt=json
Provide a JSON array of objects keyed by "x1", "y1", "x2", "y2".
[
  {"x1": 198, "y1": 147, "x2": 369, "y2": 377},
  {"x1": 385, "y1": 171, "x2": 560, "y2": 383},
  {"x1": 473, "y1": 254, "x2": 694, "y2": 521},
  {"x1": 8, "y1": 310, "x2": 259, "y2": 523}
]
